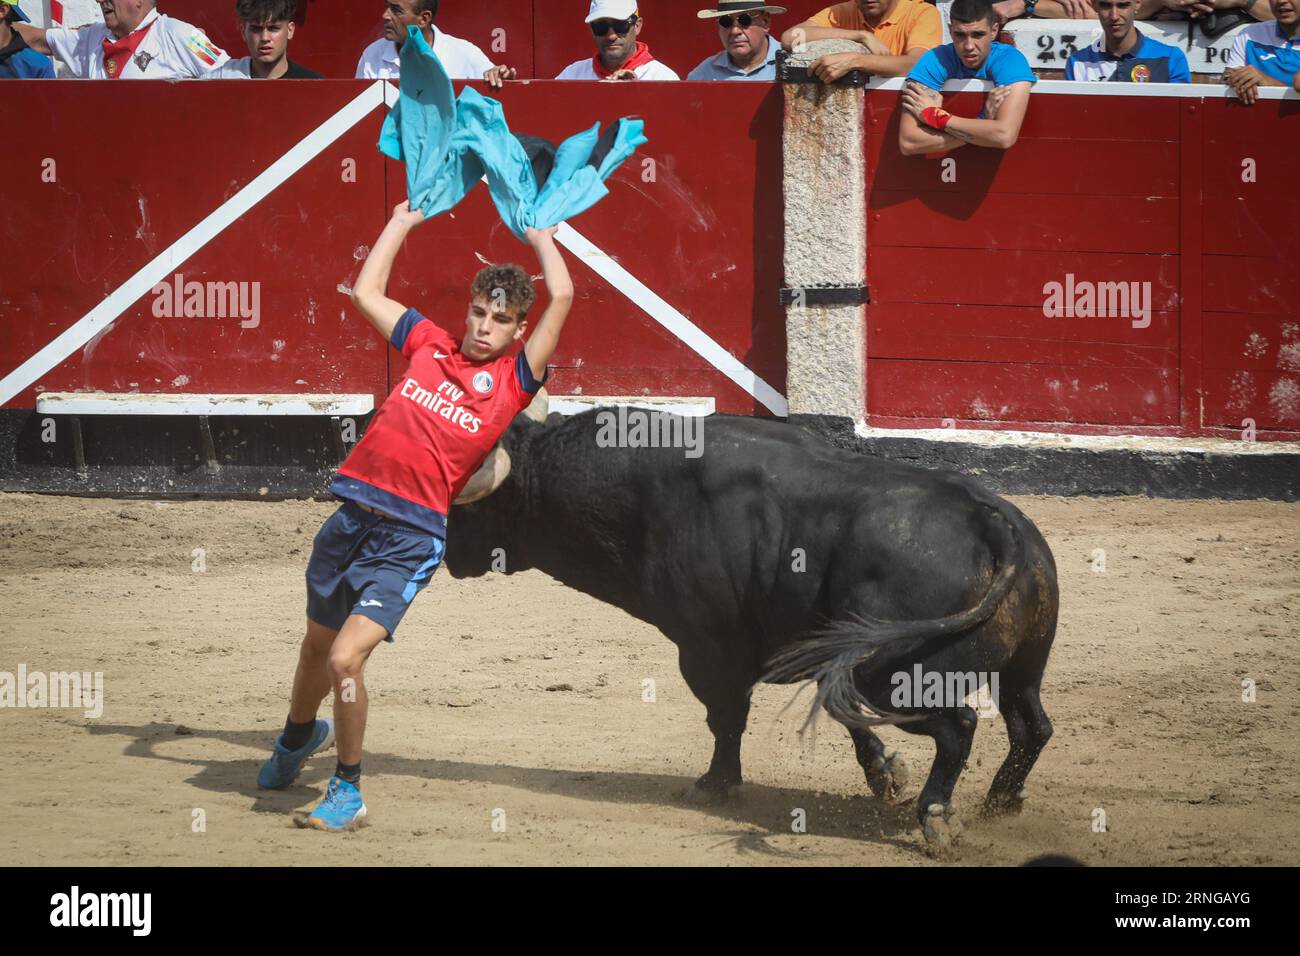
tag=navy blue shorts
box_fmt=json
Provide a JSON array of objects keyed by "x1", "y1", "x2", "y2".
[{"x1": 305, "y1": 500, "x2": 446, "y2": 641}]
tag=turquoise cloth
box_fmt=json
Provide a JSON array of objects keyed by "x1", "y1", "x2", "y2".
[{"x1": 379, "y1": 27, "x2": 648, "y2": 240}]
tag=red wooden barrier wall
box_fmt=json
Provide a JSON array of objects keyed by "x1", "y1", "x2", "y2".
[
  {"x1": 2, "y1": 78, "x2": 1297, "y2": 439},
  {"x1": 863, "y1": 87, "x2": 1300, "y2": 439},
  {"x1": 1, "y1": 81, "x2": 786, "y2": 415}
]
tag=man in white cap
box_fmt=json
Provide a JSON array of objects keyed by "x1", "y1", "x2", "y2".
[
  {"x1": 355, "y1": 0, "x2": 515, "y2": 88},
  {"x1": 13, "y1": 0, "x2": 229, "y2": 79},
  {"x1": 688, "y1": 2, "x2": 786, "y2": 80},
  {"x1": 556, "y1": 0, "x2": 679, "y2": 81}
]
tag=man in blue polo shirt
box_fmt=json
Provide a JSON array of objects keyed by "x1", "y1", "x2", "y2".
[
  {"x1": 0, "y1": 0, "x2": 52, "y2": 78},
  {"x1": 688, "y1": 2, "x2": 785, "y2": 80},
  {"x1": 898, "y1": 0, "x2": 1036, "y2": 156},
  {"x1": 1224, "y1": 0, "x2": 1299, "y2": 105},
  {"x1": 1066, "y1": 0, "x2": 1190, "y2": 83}
]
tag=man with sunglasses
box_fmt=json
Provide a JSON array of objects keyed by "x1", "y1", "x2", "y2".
[
  {"x1": 688, "y1": 2, "x2": 786, "y2": 80},
  {"x1": 781, "y1": 0, "x2": 941, "y2": 80},
  {"x1": 556, "y1": 0, "x2": 679, "y2": 81}
]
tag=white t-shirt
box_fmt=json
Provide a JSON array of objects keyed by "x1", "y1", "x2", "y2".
[
  {"x1": 45, "y1": 9, "x2": 230, "y2": 79},
  {"x1": 355, "y1": 27, "x2": 494, "y2": 80},
  {"x1": 555, "y1": 57, "x2": 679, "y2": 81},
  {"x1": 209, "y1": 57, "x2": 253, "y2": 79}
]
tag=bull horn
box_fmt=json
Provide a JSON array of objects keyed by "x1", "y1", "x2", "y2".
[
  {"x1": 453, "y1": 445, "x2": 511, "y2": 505},
  {"x1": 523, "y1": 387, "x2": 549, "y2": 423}
]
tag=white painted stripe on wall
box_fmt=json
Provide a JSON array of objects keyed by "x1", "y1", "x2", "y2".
[
  {"x1": 35, "y1": 393, "x2": 375, "y2": 417},
  {"x1": 554, "y1": 223, "x2": 789, "y2": 417},
  {"x1": 0, "y1": 81, "x2": 389, "y2": 409},
  {"x1": 549, "y1": 396, "x2": 716, "y2": 417}
]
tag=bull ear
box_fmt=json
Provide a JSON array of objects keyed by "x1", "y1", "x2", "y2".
[
  {"x1": 522, "y1": 387, "x2": 548, "y2": 424},
  {"x1": 453, "y1": 445, "x2": 512, "y2": 505}
]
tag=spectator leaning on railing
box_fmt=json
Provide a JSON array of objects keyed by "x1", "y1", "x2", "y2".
[
  {"x1": 899, "y1": 0, "x2": 1036, "y2": 156},
  {"x1": 14, "y1": 0, "x2": 229, "y2": 78},
  {"x1": 356, "y1": 0, "x2": 515, "y2": 88},
  {"x1": 556, "y1": 0, "x2": 680, "y2": 80},
  {"x1": 1066, "y1": 0, "x2": 1192, "y2": 81},
  {"x1": 990, "y1": 0, "x2": 1103, "y2": 27},
  {"x1": 1224, "y1": 0, "x2": 1298, "y2": 103},
  {"x1": 0, "y1": 0, "x2": 53, "y2": 78},
  {"x1": 1135, "y1": 0, "x2": 1276, "y2": 24},
  {"x1": 781, "y1": 0, "x2": 942, "y2": 81},
  {"x1": 688, "y1": 1, "x2": 786, "y2": 80},
  {"x1": 209, "y1": 0, "x2": 321, "y2": 79}
]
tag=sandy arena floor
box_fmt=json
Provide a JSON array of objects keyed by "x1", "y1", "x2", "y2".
[{"x1": 1, "y1": 492, "x2": 1297, "y2": 866}]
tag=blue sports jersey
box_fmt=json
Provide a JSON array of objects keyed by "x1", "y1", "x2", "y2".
[
  {"x1": 907, "y1": 41, "x2": 1037, "y2": 90},
  {"x1": 1065, "y1": 32, "x2": 1191, "y2": 84},
  {"x1": 0, "y1": 31, "x2": 53, "y2": 78},
  {"x1": 1227, "y1": 21, "x2": 1300, "y2": 85}
]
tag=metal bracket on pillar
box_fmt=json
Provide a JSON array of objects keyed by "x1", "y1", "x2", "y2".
[
  {"x1": 776, "y1": 49, "x2": 870, "y2": 87},
  {"x1": 198, "y1": 416, "x2": 220, "y2": 474},
  {"x1": 781, "y1": 285, "x2": 870, "y2": 307}
]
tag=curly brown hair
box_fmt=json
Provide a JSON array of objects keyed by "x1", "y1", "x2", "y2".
[{"x1": 471, "y1": 264, "x2": 537, "y2": 322}]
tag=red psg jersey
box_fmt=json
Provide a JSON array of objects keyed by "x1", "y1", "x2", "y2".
[{"x1": 330, "y1": 308, "x2": 547, "y2": 536}]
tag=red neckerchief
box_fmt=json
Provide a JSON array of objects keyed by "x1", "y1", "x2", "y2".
[
  {"x1": 593, "y1": 41, "x2": 656, "y2": 78},
  {"x1": 101, "y1": 16, "x2": 156, "y2": 79}
]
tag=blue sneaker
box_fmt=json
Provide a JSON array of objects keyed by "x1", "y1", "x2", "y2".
[
  {"x1": 296, "y1": 776, "x2": 368, "y2": 831},
  {"x1": 257, "y1": 718, "x2": 334, "y2": 790}
]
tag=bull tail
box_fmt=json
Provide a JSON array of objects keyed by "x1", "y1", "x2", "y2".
[{"x1": 761, "y1": 497, "x2": 1023, "y2": 732}]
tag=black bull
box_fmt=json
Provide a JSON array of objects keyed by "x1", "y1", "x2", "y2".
[{"x1": 445, "y1": 409, "x2": 1059, "y2": 847}]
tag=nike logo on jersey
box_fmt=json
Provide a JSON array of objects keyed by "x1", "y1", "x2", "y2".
[{"x1": 434, "y1": 351, "x2": 449, "y2": 359}]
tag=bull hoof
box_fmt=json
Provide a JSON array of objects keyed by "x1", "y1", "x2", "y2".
[
  {"x1": 922, "y1": 802, "x2": 964, "y2": 857},
  {"x1": 982, "y1": 787, "x2": 1028, "y2": 818},
  {"x1": 865, "y1": 749, "x2": 910, "y2": 804},
  {"x1": 685, "y1": 774, "x2": 742, "y2": 806}
]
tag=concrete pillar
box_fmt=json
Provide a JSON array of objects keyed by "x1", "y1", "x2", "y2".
[{"x1": 780, "y1": 40, "x2": 869, "y2": 421}]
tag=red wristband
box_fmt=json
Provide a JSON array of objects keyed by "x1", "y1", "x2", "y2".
[{"x1": 921, "y1": 106, "x2": 952, "y2": 131}]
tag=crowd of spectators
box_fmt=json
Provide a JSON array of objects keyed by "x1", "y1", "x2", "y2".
[{"x1": 3, "y1": 0, "x2": 1298, "y2": 116}]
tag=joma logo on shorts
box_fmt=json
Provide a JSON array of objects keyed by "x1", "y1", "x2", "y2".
[
  {"x1": 50, "y1": 886, "x2": 151, "y2": 936},
  {"x1": 0, "y1": 665, "x2": 103, "y2": 719}
]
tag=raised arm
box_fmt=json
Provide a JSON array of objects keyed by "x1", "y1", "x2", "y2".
[
  {"x1": 522, "y1": 227, "x2": 575, "y2": 382},
  {"x1": 13, "y1": 21, "x2": 52, "y2": 56},
  {"x1": 350, "y1": 202, "x2": 425, "y2": 342},
  {"x1": 810, "y1": 47, "x2": 930, "y2": 81}
]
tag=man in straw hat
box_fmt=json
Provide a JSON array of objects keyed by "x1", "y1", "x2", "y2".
[{"x1": 688, "y1": 2, "x2": 786, "y2": 81}]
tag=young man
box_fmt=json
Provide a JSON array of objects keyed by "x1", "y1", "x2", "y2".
[
  {"x1": 256, "y1": 205, "x2": 573, "y2": 831},
  {"x1": 688, "y1": 2, "x2": 786, "y2": 81},
  {"x1": 556, "y1": 0, "x2": 680, "y2": 81},
  {"x1": 14, "y1": 0, "x2": 229, "y2": 78},
  {"x1": 898, "y1": 0, "x2": 1036, "y2": 156},
  {"x1": 1066, "y1": 0, "x2": 1191, "y2": 83},
  {"x1": 1224, "y1": 0, "x2": 1298, "y2": 105},
  {"x1": 356, "y1": 0, "x2": 514, "y2": 88},
  {"x1": 210, "y1": 0, "x2": 321, "y2": 79},
  {"x1": 0, "y1": 0, "x2": 53, "y2": 78},
  {"x1": 781, "y1": 0, "x2": 942, "y2": 81}
]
